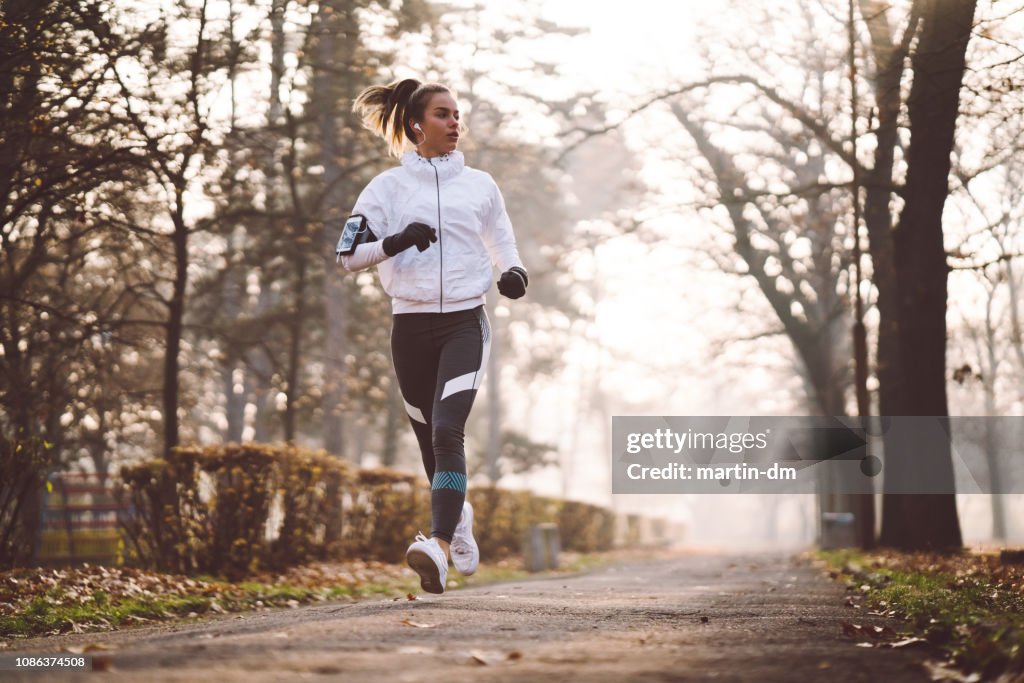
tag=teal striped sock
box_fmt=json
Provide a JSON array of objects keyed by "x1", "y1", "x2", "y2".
[
  {"x1": 431, "y1": 470, "x2": 466, "y2": 542},
  {"x1": 431, "y1": 471, "x2": 467, "y2": 492}
]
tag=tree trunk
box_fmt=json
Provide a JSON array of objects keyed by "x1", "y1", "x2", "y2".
[
  {"x1": 1002, "y1": 258, "x2": 1024, "y2": 406},
  {"x1": 878, "y1": 0, "x2": 975, "y2": 550},
  {"x1": 857, "y1": 0, "x2": 912, "y2": 419},
  {"x1": 251, "y1": 339, "x2": 276, "y2": 442},
  {"x1": 382, "y1": 376, "x2": 402, "y2": 467},
  {"x1": 981, "y1": 283, "x2": 1007, "y2": 540},
  {"x1": 317, "y1": 0, "x2": 356, "y2": 457},
  {"x1": 163, "y1": 186, "x2": 188, "y2": 455},
  {"x1": 284, "y1": 257, "x2": 306, "y2": 443}
]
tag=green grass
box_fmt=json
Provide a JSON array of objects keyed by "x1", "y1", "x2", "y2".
[
  {"x1": 1, "y1": 593, "x2": 214, "y2": 638},
  {"x1": 818, "y1": 549, "x2": 1024, "y2": 677}
]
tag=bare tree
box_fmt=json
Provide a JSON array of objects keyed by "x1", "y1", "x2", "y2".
[{"x1": 103, "y1": 0, "x2": 243, "y2": 456}]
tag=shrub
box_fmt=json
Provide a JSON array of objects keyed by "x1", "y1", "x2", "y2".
[
  {"x1": 271, "y1": 446, "x2": 350, "y2": 568},
  {"x1": 341, "y1": 468, "x2": 427, "y2": 563},
  {"x1": 469, "y1": 487, "x2": 562, "y2": 559},
  {"x1": 0, "y1": 431, "x2": 59, "y2": 570},
  {"x1": 117, "y1": 449, "x2": 207, "y2": 574},
  {"x1": 558, "y1": 500, "x2": 615, "y2": 552}
]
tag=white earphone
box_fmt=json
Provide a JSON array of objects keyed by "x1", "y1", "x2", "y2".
[{"x1": 413, "y1": 122, "x2": 422, "y2": 131}]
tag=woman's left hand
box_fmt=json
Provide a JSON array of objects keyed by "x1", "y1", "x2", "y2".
[{"x1": 497, "y1": 267, "x2": 528, "y2": 299}]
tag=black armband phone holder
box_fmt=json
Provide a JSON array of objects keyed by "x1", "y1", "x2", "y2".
[{"x1": 335, "y1": 214, "x2": 378, "y2": 260}]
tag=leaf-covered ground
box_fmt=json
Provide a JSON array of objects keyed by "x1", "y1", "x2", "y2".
[
  {"x1": 0, "y1": 552, "x2": 607, "y2": 641},
  {"x1": 816, "y1": 548, "x2": 1024, "y2": 682}
]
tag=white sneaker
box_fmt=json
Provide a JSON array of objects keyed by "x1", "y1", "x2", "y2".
[
  {"x1": 406, "y1": 532, "x2": 448, "y2": 594},
  {"x1": 450, "y1": 501, "x2": 479, "y2": 576}
]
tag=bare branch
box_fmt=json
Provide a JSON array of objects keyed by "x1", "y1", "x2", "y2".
[
  {"x1": 948, "y1": 252, "x2": 1024, "y2": 271},
  {"x1": 557, "y1": 74, "x2": 863, "y2": 173}
]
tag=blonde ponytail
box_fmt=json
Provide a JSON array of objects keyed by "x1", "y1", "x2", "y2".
[{"x1": 353, "y1": 78, "x2": 452, "y2": 158}]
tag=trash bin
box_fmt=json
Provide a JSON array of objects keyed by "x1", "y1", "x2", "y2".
[
  {"x1": 524, "y1": 522, "x2": 560, "y2": 572},
  {"x1": 820, "y1": 512, "x2": 857, "y2": 549}
]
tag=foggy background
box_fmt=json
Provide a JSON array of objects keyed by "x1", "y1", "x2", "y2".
[{"x1": 4, "y1": 0, "x2": 1023, "y2": 550}]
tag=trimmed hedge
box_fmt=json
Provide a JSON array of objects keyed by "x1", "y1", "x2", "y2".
[
  {"x1": 342, "y1": 468, "x2": 426, "y2": 563},
  {"x1": 118, "y1": 443, "x2": 616, "y2": 579},
  {"x1": 118, "y1": 444, "x2": 353, "y2": 579},
  {"x1": 558, "y1": 499, "x2": 616, "y2": 553}
]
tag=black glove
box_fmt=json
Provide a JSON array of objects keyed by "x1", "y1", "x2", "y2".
[
  {"x1": 383, "y1": 222, "x2": 437, "y2": 256},
  {"x1": 497, "y1": 266, "x2": 528, "y2": 299}
]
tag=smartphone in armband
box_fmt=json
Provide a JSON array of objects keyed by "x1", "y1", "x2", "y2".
[{"x1": 335, "y1": 214, "x2": 378, "y2": 261}]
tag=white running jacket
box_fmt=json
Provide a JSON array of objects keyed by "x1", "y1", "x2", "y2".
[{"x1": 339, "y1": 150, "x2": 524, "y2": 314}]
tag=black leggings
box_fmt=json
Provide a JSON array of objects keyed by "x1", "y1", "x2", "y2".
[{"x1": 390, "y1": 305, "x2": 490, "y2": 543}]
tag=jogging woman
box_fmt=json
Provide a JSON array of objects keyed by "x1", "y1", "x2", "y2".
[{"x1": 339, "y1": 79, "x2": 528, "y2": 594}]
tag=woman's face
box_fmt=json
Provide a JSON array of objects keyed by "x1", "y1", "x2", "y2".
[{"x1": 413, "y1": 91, "x2": 460, "y2": 157}]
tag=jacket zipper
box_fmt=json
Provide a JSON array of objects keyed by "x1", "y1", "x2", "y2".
[{"x1": 428, "y1": 158, "x2": 443, "y2": 312}]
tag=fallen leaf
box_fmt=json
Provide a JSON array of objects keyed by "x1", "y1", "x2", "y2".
[
  {"x1": 507, "y1": 651, "x2": 522, "y2": 661},
  {"x1": 83, "y1": 643, "x2": 116, "y2": 652},
  {"x1": 400, "y1": 618, "x2": 435, "y2": 628},
  {"x1": 406, "y1": 593, "x2": 419, "y2": 601},
  {"x1": 889, "y1": 637, "x2": 927, "y2": 649},
  {"x1": 468, "y1": 650, "x2": 503, "y2": 666}
]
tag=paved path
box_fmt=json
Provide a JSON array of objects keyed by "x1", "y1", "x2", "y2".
[{"x1": 4, "y1": 551, "x2": 931, "y2": 682}]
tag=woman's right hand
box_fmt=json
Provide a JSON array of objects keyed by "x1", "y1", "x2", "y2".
[{"x1": 383, "y1": 222, "x2": 437, "y2": 256}]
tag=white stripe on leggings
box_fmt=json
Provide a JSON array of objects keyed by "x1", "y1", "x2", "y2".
[
  {"x1": 440, "y1": 313, "x2": 491, "y2": 400},
  {"x1": 404, "y1": 399, "x2": 427, "y2": 424}
]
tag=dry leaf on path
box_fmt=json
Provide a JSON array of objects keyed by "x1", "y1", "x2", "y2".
[
  {"x1": 469, "y1": 650, "x2": 503, "y2": 666},
  {"x1": 66, "y1": 643, "x2": 116, "y2": 654},
  {"x1": 400, "y1": 618, "x2": 435, "y2": 628},
  {"x1": 889, "y1": 637, "x2": 927, "y2": 649}
]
